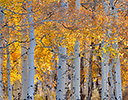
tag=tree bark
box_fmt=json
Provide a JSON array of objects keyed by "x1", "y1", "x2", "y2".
[
  {"x1": 27, "y1": 0, "x2": 36, "y2": 99},
  {"x1": 80, "y1": 53, "x2": 85, "y2": 100},
  {"x1": 101, "y1": 39, "x2": 109, "y2": 100},
  {"x1": 71, "y1": 60, "x2": 75, "y2": 100},
  {"x1": 110, "y1": 1, "x2": 122, "y2": 99},
  {"x1": 7, "y1": 43, "x2": 12, "y2": 100},
  {"x1": 0, "y1": 6, "x2": 4, "y2": 100},
  {"x1": 85, "y1": 51, "x2": 90, "y2": 100},
  {"x1": 21, "y1": 29, "x2": 28, "y2": 99},
  {"x1": 74, "y1": 41, "x2": 80, "y2": 100},
  {"x1": 21, "y1": 9, "x2": 28, "y2": 99},
  {"x1": 57, "y1": 46, "x2": 66, "y2": 100},
  {"x1": 87, "y1": 42, "x2": 94, "y2": 100},
  {"x1": 109, "y1": 60, "x2": 115, "y2": 100},
  {"x1": 101, "y1": 1, "x2": 110, "y2": 99}
]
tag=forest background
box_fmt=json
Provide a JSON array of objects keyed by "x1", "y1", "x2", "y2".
[{"x1": 0, "y1": 0, "x2": 128, "y2": 100}]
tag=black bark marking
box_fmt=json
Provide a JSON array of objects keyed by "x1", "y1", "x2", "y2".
[
  {"x1": 59, "y1": 66, "x2": 61, "y2": 69},
  {"x1": 112, "y1": 7, "x2": 114, "y2": 10}
]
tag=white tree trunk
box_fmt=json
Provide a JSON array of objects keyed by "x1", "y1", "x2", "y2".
[
  {"x1": 65, "y1": 63, "x2": 69, "y2": 99},
  {"x1": 27, "y1": 0, "x2": 36, "y2": 99},
  {"x1": 76, "y1": 0, "x2": 80, "y2": 9},
  {"x1": 115, "y1": 53, "x2": 122, "y2": 99},
  {"x1": 21, "y1": 37, "x2": 28, "y2": 99},
  {"x1": 112, "y1": 41, "x2": 122, "y2": 99},
  {"x1": 71, "y1": 62, "x2": 75, "y2": 100},
  {"x1": 7, "y1": 44, "x2": 12, "y2": 100},
  {"x1": 109, "y1": 61, "x2": 114, "y2": 100},
  {"x1": 101, "y1": 40, "x2": 109, "y2": 100},
  {"x1": 74, "y1": 41, "x2": 80, "y2": 100},
  {"x1": 57, "y1": 46, "x2": 66, "y2": 100},
  {"x1": 0, "y1": 7, "x2": 4, "y2": 100},
  {"x1": 75, "y1": 1, "x2": 80, "y2": 99},
  {"x1": 21, "y1": 12, "x2": 28, "y2": 99},
  {"x1": 57, "y1": 1, "x2": 67, "y2": 99},
  {"x1": 110, "y1": 2, "x2": 122, "y2": 99},
  {"x1": 101, "y1": 2, "x2": 110, "y2": 99}
]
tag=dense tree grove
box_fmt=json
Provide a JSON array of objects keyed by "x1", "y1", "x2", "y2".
[{"x1": 0, "y1": 0, "x2": 128, "y2": 100}]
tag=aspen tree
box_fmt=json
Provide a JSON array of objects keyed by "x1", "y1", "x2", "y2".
[
  {"x1": 7, "y1": 42, "x2": 12, "y2": 100},
  {"x1": 71, "y1": 60, "x2": 75, "y2": 100},
  {"x1": 109, "y1": 0, "x2": 122, "y2": 99},
  {"x1": 56, "y1": 46, "x2": 66, "y2": 100},
  {"x1": 101, "y1": 1, "x2": 109, "y2": 99},
  {"x1": 57, "y1": 1, "x2": 67, "y2": 99},
  {"x1": 74, "y1": 41, "x2": 80, "y2": 100},
  {"x1": 74, "y1": 1, "x2": 80, "y2": 99},
  {"x1": 27, "y1": 0, "x2": 36, "y2": 99},
  {"x1": 0, "y1": 7, "x2": 4, "y2": 100},
  {"x1": 21, "y1": 16, "x2": 28, "y2": 99}
]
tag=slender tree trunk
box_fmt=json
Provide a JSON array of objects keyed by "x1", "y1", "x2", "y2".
[
  {"x1": 7, "y1": 43, "x2": 12, "y2": 100},
  {"x1": 80, "y1": 53, "x2": 85, "y2": 100},
  {"x1": 65, "y1": 62, "x2": 69, "y2": 100},
  {"x1": 21, "y1": 34, "x2": 28, "y2": 99},
  {"x1": 71, "y1": 60, "x2": 75, "y2": 100},
  {"x1": 0, "y1": 45, "x2": 2, "y2": 100},
  {"x1": 87, "y1": 1, "x2": 96, "y2": 99},
  {"x1": 112, "y1": 40, "x2": 122, "y2": 99},
  {"x1": 85, "y1": 51, "x2": 90, "y2": 100},
  {"x1": 27, "y1": 0, "x2": 36, "y2": 99},
  {"x1": 64, "y1": 1, "x2": 69, "y2": 99},
  {"x1": 87, "y1": 42, "x2": 94, "y2": 100},
  {"x1": 57, "y1": 46, "x2": 66, "y2": 100},
  {"x1": 115, "y1": 53, "x2": 122, "y2": 99},
  {"x1": 101, "y1": 39, "x2": 109, "y2": 100},
  {"x1": 57, "y1": 1, "x2": 68, "y2": 99},
  {"x1": 101, "y1": 1, "x2": 110, "y2": 99},
  {"x1": 0, "y1": 6, "x2": 4, "y2": 100},
  {"x1": 21, "y1": 12, "x2": 28, "y2": 99},
  {"x1": 74, "y1": 41, "x2": 80, "y2": 100},
  {"x1": 75, "y1": 1, "x2": 80, "y2": 99},
  {"x1": 109, "y1": 1, "x2": 122, "y2": 99},
  {"x1": 54, "y1": 59, "x2": 57, "y2": 91},
  {"x1": 109, "y1": 60, "x2": 115, "y2": 100}
]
